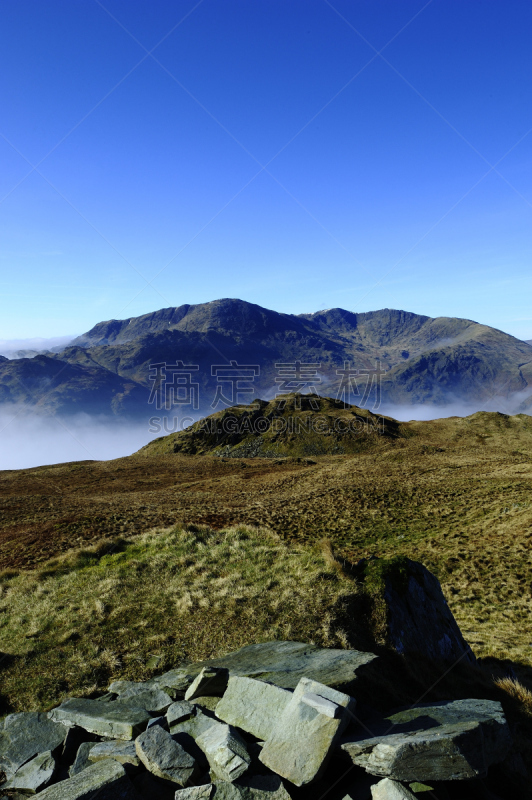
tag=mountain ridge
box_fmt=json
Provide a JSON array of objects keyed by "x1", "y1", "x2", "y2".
[{"x1": 1, "y1": 299, "x2": 532, "y2": 418}]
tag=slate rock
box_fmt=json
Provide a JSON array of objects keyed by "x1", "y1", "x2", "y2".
[
  {"x1": 168, "y1": 701, "x2": 195, "y2": 727},
  {"x1": 1, "y1": 750, "x2": 56, "y2": 794},
  {"x1": 371, "y1": 778, "x2": 417, "y2": 799},
  {"x1": 340, "y1": 698, "x2": 511, "y2": 781},
  {"x1": 185, "y1": 668, "x2": 229, "y2": 701},
  {"x1": 135, "y1": 724, "x2": 197, "y2": 786},
  {"x1": 88, "y1": 739, "x2": 140, "y2": 767},
  {"x1": 180, "y1": 641, "x2": 377, "y2": 692},
  {"x1": 260, "y1": 677, "x2": 354, "y2": 785},
  {"x1": 49, "y1": 698, "x2": 151, "y2": 740},
  {"x1": 215, "y1": 677, "x2": 291, "y2": 741},
  {"x1": 108, "y1": 682, "x2": 174, "y2": 714},
  {"x1": 379, "y1": 558, "x2": 476, "y2": 665},
  {"x1": 69, "y1": 742, "x2": 95, "y2": 777},
  {"x1": 0, "y1": 712, "x2": 67, "y2": 778},
  {"x1": 196, "y1": 723, "x2": 251, "y2": 782},
  {"x1": 174, "y1": 786, "x2": 213, "y2": 798},
  {"x1": 213, "y1": 784, "x2": 241, "y2": 800},
  {"x1": 35, "y1": 758, "x2": 138, "y2": 800}
]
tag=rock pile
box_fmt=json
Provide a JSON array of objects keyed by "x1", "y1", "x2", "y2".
[{"x1": 0, "y1": 642, "x2": 514, "y2": 800}]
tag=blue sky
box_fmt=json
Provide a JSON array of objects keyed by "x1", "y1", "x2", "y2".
[{"x1": 1, "y1": 0, "x2": 531, "y2": 341}]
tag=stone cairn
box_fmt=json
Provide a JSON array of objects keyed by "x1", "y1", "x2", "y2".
[{"x1": 0, "y1": 640, "x2": 514, "y2": 800}]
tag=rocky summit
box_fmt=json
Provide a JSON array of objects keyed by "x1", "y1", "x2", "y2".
[{"x1": 0, "y1": 636, "x2": 518, "y2": 800}]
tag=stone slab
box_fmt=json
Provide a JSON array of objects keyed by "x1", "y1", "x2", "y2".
[
  {"x1": 0, "y1": 712, "x2": 67, "y2": 777},
  {"x1": 259, "y1": 677, "x2": 353, "y2": 786},
  {"x1": 168, "y1": 701, "x2": 195, "y2": 727},
  {"x1": 88, "y1": 739, "x2": 140, "y2": 767},
  {"x1": 35, "y1": 759, "x2": 138, "y2": 800},
  {"x1": 174, "y1": 786, "x2": 213, "y2": 798},
  {"x1": 215, "y1": 676, "x2": 291, "y2": 741},
  {"x1": 69, "y1": 742, "x2": 95, "y2": 777},
  {"x1": 180, "y1": 641, "x2": 377, "y2": 692},
  {"x1": 2, "y1": 750, "x2": 56, "y2": 794},
  {"x1": 49, "y1": 698, "x2": 151, "y2": 740},
  {"x1": 185, "y1": 668, "x2": 229, "y2": 701},
  {"x1": 340, "y1": 698, "x2": 512, "y2": 781}
]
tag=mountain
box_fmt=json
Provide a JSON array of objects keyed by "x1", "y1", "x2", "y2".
[{"x1": 1, "y1": 299, "x2": 532, "y2": 419}]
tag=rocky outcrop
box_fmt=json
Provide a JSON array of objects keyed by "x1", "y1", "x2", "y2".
[{"x1": 0, "y1": 641, "x2": 520, "y2": 799}]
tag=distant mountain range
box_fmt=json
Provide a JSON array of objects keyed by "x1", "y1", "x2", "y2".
[{"x1": 1, "y1": 299, "x2": 531, "y2": 418}]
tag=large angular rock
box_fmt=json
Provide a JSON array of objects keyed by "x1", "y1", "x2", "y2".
[
  {"x1": 35, "y1": 759, "x2": 137, "y2": 800},
  {"x1": 369, "y1": 557, "x2": 475, "y2": 665},
  {"x1": 371, "y1": 779, "x2": 417, "y2": 799},
  {"x1": 88, "y1": 739, "x2": 140, "y2": 767},
  {"x1": 196, "y1": 723, "x2": 251, "y2": 782},
  {"x1": 49, "y1": 698, "x2": 151, "y2": 740},
  {"x1": 340, "y1": 698, "x2": 511, "y2": 781},
  {"x1": 1, "y1": 750, "x2": 56, "y2": 794},
  {"x1": 185, "y1": 667, "x2": 229, "y2": 701},
  {"x1": 215, "y1": 677, "x2": 291, "y2": 741},
  {"x1": 259, "y1": 677, "x2": 354, "y2": 785},
  {"x1": 167, "y1": 642, "x2": 377, "y2": 693},
  {"x1": 0, "y1": 712, "x2": 67, "y2": 778},
  {"x1": 135, "y1": 724, "x2": 197, "y2": 786}
]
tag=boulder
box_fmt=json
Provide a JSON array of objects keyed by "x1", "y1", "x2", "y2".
[
  {"x1": 215, "y1": 677, "x2": 291, "y2": 741},
  {"x1": 35, "y1": 758, "x2": 138, "y2": 800},
  {"x1": 88, "y1": 739, "x2": 140, "y2": 768},
  {"x1": 185, "y1": 667, "x2": 229, "y2": 701},
  {"x1": 49, "y1": 698, "x2": 151, "y2": 740},
  {"x1": 0, "y1": 712, "x2": 67, "y2": 779},
  {"x1": 135, "y1": 724, "x2": 197, "y2": 786},
  {"x1": 371, "y1": 778, "x2": 417, "y2": 799},
  {"x1": 235, "y1": 774, "x2": 292, "y2": 798},
  {"x1": 1, "y1": 750, "x2": 56, "y2": 794},
  {"x1": 195, "y1": 723, "x2": 251, "y2": 782},
  {"x1": 259, "y1": 677, "x2": 354, "y2": 785},
  {"x1": 147, "y1": 715, "x2": 170, "y2": 730},
  {"x1": 340, "y1": 698, "x2": 511, "y2": 781},
  {"x1": 170, "y1": 642, "x2": 377, "y2": 693}
]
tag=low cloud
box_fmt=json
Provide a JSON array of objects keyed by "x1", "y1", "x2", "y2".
[
  {"x1": 0, "y1": 406, "x2": 163, "y2": 470},
  {"x1": 0, "y1": 335, "x2": 76, "y2": 359}
]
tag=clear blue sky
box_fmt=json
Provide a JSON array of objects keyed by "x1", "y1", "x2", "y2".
[{"x1": 1, "y1": 0, "x2": 531, "y2": 341}]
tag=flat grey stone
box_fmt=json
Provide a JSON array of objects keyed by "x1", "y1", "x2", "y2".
[
  {"x1": 0, "y1": 712, "x2": 67, "y2": 778},
  {"x1": 153, "y1": 668, "x2": 195, "y2": 696},
  {"x1": 185, "y1": 668, "x2": 229, "y2": 701},
  {"x1": 180, "y1": 641, "x2": 377, "y2": 692},
  {"x1": 196, "y1": 723, "x2": 250, "y2": 783},
  {"x1": 2, "y1": 750, "x2": 56, "y2": 794},
  {"x1": 108, "y1": 683, "x2": 173, "y2": 714},
  {"x1": 215, "y1": 677, "x2": 291, "y2": 741},
  {"x1": 260, "y1": 677, "x2": 354, "y2": 786},
  {"x1": 69, "y1": 742, "x2": 95, "y2": 777},
  {"x1": 340, "y1": 698, "x2": 512, "y2": 781},
  {"x1": 135, "y1": 724, "x2": 197, "y2": 786},
  {"x1": 88, "y1": 739, "x2": 139, "y2": 767},
  {"x1": 35, "y1": 759, "x2": 137, "y2": 800},
  {"x1": 168, "y1": 701, "x2": 195, "y2": 727},
  {"x1": 371, "y1": 778, "x2": 417, "y2": 799},
  {"x1": 175, "y1": 786, "x2": 213, "y2": 798},
  {"x1": 49, "y1": 698, "x2": 151, "y2": 740},
  {"x1": 301, "y1": 691, "x2": 342, "y2": 718}
]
